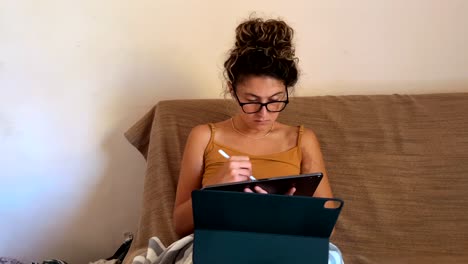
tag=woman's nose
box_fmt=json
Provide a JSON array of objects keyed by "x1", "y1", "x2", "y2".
[{"x1": 258, "y1": 105, "x2": 269, "y2": 116}]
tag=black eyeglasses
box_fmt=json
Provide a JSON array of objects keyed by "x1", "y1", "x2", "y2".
[{"x1": 234, "y1": 90, "x2": 289, "y2": 114}]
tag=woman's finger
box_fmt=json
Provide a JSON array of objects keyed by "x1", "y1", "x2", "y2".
[
  {"x1": 254, "y1": 186, "x2": 268, "y2": 194},
  {"x1": 229, "y1": 160, "x2": 252, "y2": 171},
  {"x1": 229, "y1": 156, "x2": 250, "y2": 161},
  {"x1": 285, "y1": 187, "x2": 296, "y2": 196},
  {"x1": 244, "y1": 187, "x2": 254, "y2": 193}
]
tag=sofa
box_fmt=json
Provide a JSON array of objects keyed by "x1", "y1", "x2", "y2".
[{"x1": 123, "y1": 93, "x2": 468, "y2": 264}]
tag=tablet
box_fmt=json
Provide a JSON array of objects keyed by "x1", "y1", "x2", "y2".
[{"x1": 202, "y1": 172, "x2": 323, "y2": 197}]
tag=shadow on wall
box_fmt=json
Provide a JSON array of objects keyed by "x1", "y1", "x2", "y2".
[{"x1": 35, "y1": 59, "x2": 199, "y2": 263}]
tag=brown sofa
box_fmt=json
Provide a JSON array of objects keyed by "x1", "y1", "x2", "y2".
[{"x1": 123, "y1": 93, "x2": 468, "y2": 264}]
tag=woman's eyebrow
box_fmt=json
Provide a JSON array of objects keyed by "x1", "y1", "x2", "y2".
[
  {"x1": 244, "y1": 91, "x2": 284, "y2": 98},
  {"x1": 268, "y1": 91, "x2": 284, "y2": 98}
]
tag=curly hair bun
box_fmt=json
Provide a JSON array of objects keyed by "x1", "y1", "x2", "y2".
[
  {"x1": 235, "y1": 18, "x2": 295, "y2": 60},
  {"x1": 224, "y1": 17, "x2": 299, "y2": 90}
]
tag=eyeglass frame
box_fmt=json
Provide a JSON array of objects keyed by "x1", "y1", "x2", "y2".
[{"x1": 233, "y1": 88, "x2": 289, "y2": 114}]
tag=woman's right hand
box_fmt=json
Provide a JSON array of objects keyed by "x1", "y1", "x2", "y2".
[{"x1": 205, "y1": 156, "x2": 252, "y2": 186}]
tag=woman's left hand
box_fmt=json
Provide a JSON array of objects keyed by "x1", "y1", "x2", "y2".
[{"x1": 244, "y1": 186, "x2": 296, "y2": 195}]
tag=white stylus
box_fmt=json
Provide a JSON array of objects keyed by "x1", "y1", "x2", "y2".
[{"x1": 218, "y1": 149, "x2": 257, "y2": 181}]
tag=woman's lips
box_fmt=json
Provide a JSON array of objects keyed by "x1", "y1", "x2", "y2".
[{"x1": 254, "y1": 120, "x2": 269, "y2": 124}]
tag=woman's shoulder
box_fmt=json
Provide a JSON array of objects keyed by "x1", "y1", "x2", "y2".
[
  {"x1": 275, "y1": 122, "x2": 320, "y2": 148},
  {"x1": 301, "y1": 126, "x2": 319, "y2": 140},
  {"x1": 188, "y1": 120, "x2": 230, "y2": 140},
  {"x1": 299, "y1": 126, "x2": 321, "y2": 153},
  {"x1": 274, "y1": 122, "x2": 305, "y2": 136},
  {"x1": 187, "y1": 124, "x2": 211, "y2": 145}
]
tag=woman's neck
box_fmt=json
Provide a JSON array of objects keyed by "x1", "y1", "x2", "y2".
[{"x1": 230, "y1": 117, "x2": 274, "y2": 140}]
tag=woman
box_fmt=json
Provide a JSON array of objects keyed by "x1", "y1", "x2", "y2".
[{"x1": 172, "y1": 17, "x2": 343, "y2": 263}]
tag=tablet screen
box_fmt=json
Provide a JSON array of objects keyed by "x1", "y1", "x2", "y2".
[{"x1": 202, "y1": 172, "x2": 323, "y2": 197}]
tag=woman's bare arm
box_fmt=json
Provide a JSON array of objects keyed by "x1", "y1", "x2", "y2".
[
  {"x1": 172, "y1": 125, "x2": 211, "y2": 237},
  {"x1": 300, "y1": 128, "x2": 337, "y2": 236},
  {"x1": 300, "y1": 128, "x2": 333, "y2": 198}
]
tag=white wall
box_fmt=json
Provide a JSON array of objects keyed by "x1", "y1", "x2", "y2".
[{"x1": 1, "y1": 0, "x2": 467, "y2": 262}]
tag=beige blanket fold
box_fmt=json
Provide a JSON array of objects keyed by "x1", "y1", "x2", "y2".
[{"x1": 123, "y1": 100, "x2": 236, "y2": 263}]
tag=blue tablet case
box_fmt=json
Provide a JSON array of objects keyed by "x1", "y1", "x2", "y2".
[{"x1": 192, "y1": 190, "x2": 344, "y2": 264}]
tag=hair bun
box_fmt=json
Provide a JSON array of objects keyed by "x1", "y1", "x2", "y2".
[
  {"x1": 234, "y1": 18, "x2": 295, "y2": 60},
  {"x1": 223, "y1": 17, "x2": 299, "y2": 91}
]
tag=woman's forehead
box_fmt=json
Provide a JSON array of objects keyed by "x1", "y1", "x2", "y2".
[{"x1": 236, "y1": 76, "x2": 286, "y2": 96}]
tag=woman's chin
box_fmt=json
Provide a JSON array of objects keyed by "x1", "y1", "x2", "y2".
[{"x1": 252, "y1": 120, "x2": 271, "y2": 127}]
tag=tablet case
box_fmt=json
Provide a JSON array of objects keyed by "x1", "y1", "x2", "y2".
[{"x1": 192, "y1": 190, "x2": 344, "y2": 264}]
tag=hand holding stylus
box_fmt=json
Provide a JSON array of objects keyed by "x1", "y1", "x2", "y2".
[
  {"x1": 203, "y1": 149, "x2": 253, "y2": 186},
  {"x1": 218, "y1": 149, "x2": 256, "y2": 181}
]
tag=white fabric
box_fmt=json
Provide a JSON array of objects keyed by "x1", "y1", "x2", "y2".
[{"x1": 132, "y1": 235, "x2": 344, "y2": 264}]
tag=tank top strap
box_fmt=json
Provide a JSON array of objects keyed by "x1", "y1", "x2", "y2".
[
  {"x1": 204, "y1": 123, "x2": 216, "y2": 154},
  {"x1": 297, "y1": 125, "x2": 305, "y2": 145},
  {"x1": 296, "y1": 125, "x2": 305, "y2": 162}
]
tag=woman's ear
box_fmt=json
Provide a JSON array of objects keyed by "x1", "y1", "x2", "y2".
[{"x1": 228, "y1": 82, "x2": 234, "y2": 96}]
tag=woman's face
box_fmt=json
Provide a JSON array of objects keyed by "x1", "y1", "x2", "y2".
[{"x1": 232, "y1": 75, "x2": 288, "y2": 130}]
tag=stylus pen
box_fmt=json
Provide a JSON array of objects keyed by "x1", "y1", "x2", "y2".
[{"x1": 218, "y1": 149, "x2": 257, "y2": 181}]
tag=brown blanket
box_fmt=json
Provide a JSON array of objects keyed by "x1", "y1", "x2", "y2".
[{"x1": 124, "y1": 93, "x2": 468, "y2": 263}]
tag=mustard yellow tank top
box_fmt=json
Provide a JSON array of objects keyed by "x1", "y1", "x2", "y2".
[{"x1": 202, "y1": 123, "x2": 304, "y2": 187}]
